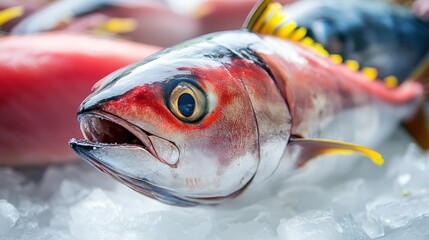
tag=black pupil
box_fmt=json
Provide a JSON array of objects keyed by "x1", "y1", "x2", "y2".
[{"x1": 178, "y1": 93, "x2": 195, "y2": 117}]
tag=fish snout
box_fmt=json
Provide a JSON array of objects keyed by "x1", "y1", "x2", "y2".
[{"x1": 75, "y1": 110, "x2": 180, "y2": 167}]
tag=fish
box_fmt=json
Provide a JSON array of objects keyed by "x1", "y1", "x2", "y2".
[
  {"x1": 10, "y1": 0, "x2": 194, "y2": 47},
  {"x1": 9, "y1": 0, "x2": 260, "y2": 47},
  {"x1": 276, "y1": 0, "x2": 429, "y2": 82},
  {"x1": 69, "y1": 0, "x2": 429, "y2": 206},
  {"x1": 0, "y1": 33, "x2": 160, "y2": 166}
]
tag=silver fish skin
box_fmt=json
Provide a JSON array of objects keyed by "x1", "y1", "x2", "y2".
[{"x1": 70, "y1": 30, "x2": 423, "y2": 206}]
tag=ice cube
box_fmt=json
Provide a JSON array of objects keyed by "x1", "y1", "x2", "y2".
[
  {"x1": 0, "y1": 199, "x2": 20, "y2": 235},
  {"x1": 380, "y1": 215, "x2": 429, "y2": 240},
  {"x1": 277, "y1": 210, "x2": 344, "y2": 240},
  {"x1": 368, "y1": 197, "x2": 429, "y2": 229}
]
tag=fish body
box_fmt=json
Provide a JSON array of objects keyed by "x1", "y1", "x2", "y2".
[
  {"x1": 9, "y1": 0, "x2": 257, "y2": 47},
  {"x1": 70, "y1": 30, "x2": 423, "y2": 206},
  {"x1": 0, "y1": 33, "x2": 159, "y2": 166},
  {"x1": 281, "y1": 0, "x2": 429, "y2": 81}
]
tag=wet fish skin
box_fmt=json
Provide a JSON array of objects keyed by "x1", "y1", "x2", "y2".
[{"x1": 70, "y1": 30, "x2": 423, "y2": 205}]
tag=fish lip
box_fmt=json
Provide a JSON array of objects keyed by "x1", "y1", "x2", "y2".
[
  {"x1": 76, "y1": 109, "x2": 179, "y2": 167},
  {"x1": 78, "y1": 109, "x2": 157, "y2": 156},
  {"x1": 69, "y1": 138, "x2": 196, "y2": 207}
]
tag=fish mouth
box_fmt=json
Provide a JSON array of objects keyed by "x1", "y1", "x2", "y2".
[
  {"x1": 70, "y1": 110, "x2": 249, "y2": 206},
  {"x1": 76, "y1": 110, "x2": 179, "y2": 167},
  {"x1": 78, "y1": 110, "x2": 155, "y2": 155},
  {"x1": 69, "y1": 110, "x2": 196, "y2": 206}
]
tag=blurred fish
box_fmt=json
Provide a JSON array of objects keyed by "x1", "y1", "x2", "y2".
[
  {"x1": 69, "y1": 0, "x2": 428, "y2": 206},
  {"x1": 0, "y1": 33, "x2": 160, "y2": 166},
  {"x1": 10, "y1": 0, "x2": 201, "y2": 47},
  {"x1": 412, "y1": 0, "x2": 429, "y2": 19},
  {"x1": 279, "y1": 0, "x2": 429, "y2": 81},
  {"x1": 8, "y1": 0, "x2": 281, "y2": 47},
  {"x1": 9, "y1": 0, "x2": 260, "y2": 47},
  {"x1": 0, "y1": 0, "x2": 50, "y2": 32}
]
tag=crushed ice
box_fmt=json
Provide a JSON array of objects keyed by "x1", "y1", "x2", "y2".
[{"x1": 1, "y1": 130, "x2": 429, "y2": 239}]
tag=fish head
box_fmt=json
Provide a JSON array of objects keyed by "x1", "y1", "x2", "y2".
[{"x1": 70, "y1": 32, "x2": 270, "y2": 206}]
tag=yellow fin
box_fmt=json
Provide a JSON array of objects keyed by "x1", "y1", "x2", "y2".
[
  {"x1": 345, "y1": 59, "x2": 360, "y2": 71},
  {"x1": 277, "y1": 20, "x2": 297, "y2": 38},
  {"x1": 243, "y1": 0, "x2": 272, "y2": 31},
  {"x1": 242, "y1": 0, "x2": 388, "y2": 82},
  {"x1": 330, "y1": 54, "x2": 343, "y2": 64},
  {"x1": 312, "y1": 43, "x2": 329, "y2": 57},
  {"x1": 362, "y1": 67, "x2": 378, "y2": 81},
  {"x1": 301, "y1": 37, "x2": 314, "y2": 47},
  {"x1": 98, "y1": 18, "x2": 137, "y2": 34},
  {"x1": 288, "y1": 138, "x2": 384, "y2": 168},
  {"x1": 384, "y1": 75, "x2": 398, "y2": 88},
  {"x1": 259, "y1": 3, "x2": 283, "y2": 34},
  {"x1": 243, "y1": 0, "x2": 331, "y2": 58},
  {"x1": 0, "y1": 6, "x2": 23, "y2": 26},
  {"x1": 290, "y1": 27, "x2": 307, "y2": 41},
  {"x1": 250, "y1": 0, "x2": 274, "y2": 32}
]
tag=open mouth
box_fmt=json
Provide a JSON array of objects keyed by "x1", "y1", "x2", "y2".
[
  {"x1": 73, "y1": 110, "x2": 180, "y2": 167},
  {"x1": 78, "y1": 110, "x2": 156, "y2": 155},
  {"x1": 69, "y1": 110, "x2": 196, "y2": 206}
]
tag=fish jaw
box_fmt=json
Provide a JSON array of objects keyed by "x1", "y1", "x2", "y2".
[
  {"x1": 70, "y1": 110, "x2": 199, "y2": 206},
  {"x1": 70, "y1": 105, "x2": 257, "y2": 205},
  {"x1": 69, "y1": 140, "x2": 198, "y2": 206}
]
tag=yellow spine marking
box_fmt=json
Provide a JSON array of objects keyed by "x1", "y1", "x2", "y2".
[
  {"x1": 345, "y1": 60, "x2": 360, "y2": 71},
  {"x1": 0, "y1": 6, "x2": 23, "y2": 26},
  {"x1": 252, "y1": 3, "x2": 275, "y2": 32},
  {"x1": 330, "y1": 54, "x2": 343, "y2": 64},
  {"x1": 312, "y1": 43, "x2": 329, "y2": 57},
  {"x1": 260, "y1": 3, "x2": 283, "y2": 34},
  {"x1": 301, "y1": 37, "x2": 314, "y2": 47},
  {"x1": 384, "y1": 75, "x2": 398, "y2": 88},
  {"x1": 362, "y1": 67, "x2": 378, "y2": 80},
  {"x1": 276, "y1": 20, "x2": 297, "y2": 38},
  {"x1": 290, "y1": 27, "x2": 307, "y2": 41}
]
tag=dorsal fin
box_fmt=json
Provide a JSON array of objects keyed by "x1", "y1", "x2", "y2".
[
  {"x1": 243, "y1": 0, "x2": 403, "y2": 87},
  {"x1": 243, "y1": 0, "x2": 272, "y2": 32}
]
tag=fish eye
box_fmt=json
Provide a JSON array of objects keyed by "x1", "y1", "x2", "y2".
[{"x1": 168, "y1": 81, "x2": 207, "y2": 123}]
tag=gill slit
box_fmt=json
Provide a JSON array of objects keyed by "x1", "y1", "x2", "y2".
[{"x1": 220, "y1": 62, "x2": 261, "y2": 174}]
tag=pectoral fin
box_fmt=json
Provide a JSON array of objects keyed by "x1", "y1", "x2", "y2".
[{"x1": 288, "y1": 138, "x2": 384, "y2": 168}]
